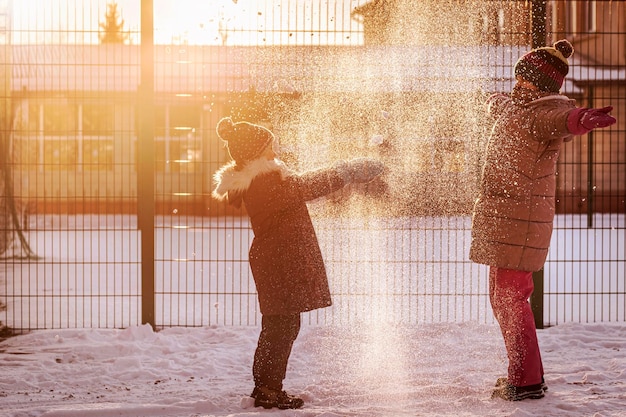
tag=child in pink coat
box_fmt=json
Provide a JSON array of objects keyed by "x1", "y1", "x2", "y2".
[{"x1": 470, "y1": 39, "x2": 616, "y2": 401}]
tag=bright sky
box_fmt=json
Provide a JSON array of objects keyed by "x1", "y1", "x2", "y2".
[{"x1": 10, "y1": 0, "x2": 366, "y2": 45}]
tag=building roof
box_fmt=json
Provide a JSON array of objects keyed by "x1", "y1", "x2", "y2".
[{"x1": 10, "y1": 44, "x2": 610, "y2": 95}]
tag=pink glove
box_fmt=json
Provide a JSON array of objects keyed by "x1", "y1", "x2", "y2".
[{"x1": 567, "y1": 106, "x2": 617, "y2": 135}]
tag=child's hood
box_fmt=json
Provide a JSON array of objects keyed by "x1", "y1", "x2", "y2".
[
  {"x1": 510, "y1": 85, "x2": 574, "y2": 107},
  {"x1": 212, "y1": 158, "x2": 291, "y2": 201},
  {"x1": 488, "y1": 88, "x2": 574, "y2": 119}
]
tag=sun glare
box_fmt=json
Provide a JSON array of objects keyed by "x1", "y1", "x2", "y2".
[{"x1": 11, "y1": 0, "x2": 365, "y2": 45}]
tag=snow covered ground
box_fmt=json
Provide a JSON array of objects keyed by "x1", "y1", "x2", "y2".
[{"x1": 1, "y1": 321, "x2": 626, "y2": 416}]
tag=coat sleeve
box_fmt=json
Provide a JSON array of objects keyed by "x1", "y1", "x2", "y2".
[
  {"x1": 245, "y1": 168, "x2": 344, "y2": 231},
  {"x1": 527, "y1": 101, "x2": 576, "y2": 141},
  {"x1": 293, "y1": 167, "x2": 346, "y2": 202}
]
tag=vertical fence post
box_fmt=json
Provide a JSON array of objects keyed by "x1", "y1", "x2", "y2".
[
  {"x1": 139, "y1": 0, "x2": 155, "y2": 329},
  {"x1": 587, "y1": 87, "x2": 595, "y2": 229},
  {"x1": 530, "y1": 0, "x2": 547, "y2": 330}
]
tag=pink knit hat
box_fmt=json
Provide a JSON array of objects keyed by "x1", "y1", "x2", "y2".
[{"x1": 514, "y1": 39, "x2": 574, "y2": 92}]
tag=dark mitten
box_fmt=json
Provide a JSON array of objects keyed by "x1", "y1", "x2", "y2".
[{"x1": 567, "y1": 106, "x2": 616, "y2": 135}]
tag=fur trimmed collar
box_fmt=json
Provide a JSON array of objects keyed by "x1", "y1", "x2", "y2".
[{"x1": 212, "y1": 158, "x2": 292, "y2": 201}]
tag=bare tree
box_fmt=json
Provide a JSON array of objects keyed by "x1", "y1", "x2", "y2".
[{"x1": 99, "y1": 2, "x2": 130, "y2": 44}]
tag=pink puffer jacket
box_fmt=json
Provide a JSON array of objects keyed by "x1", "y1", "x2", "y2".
[{"x1": 469, "y1": 85, "x2": 577, "y2": 272}]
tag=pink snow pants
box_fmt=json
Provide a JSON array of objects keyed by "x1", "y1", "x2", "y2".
[{"x1": 489, "y1": 266, "x2": 544, "y2": 387}]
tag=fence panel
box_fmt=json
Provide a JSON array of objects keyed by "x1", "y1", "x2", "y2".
[
  {"x1": 1, "y1": 1, "x2": 144, "y2": 332},
  {"x1": 543, "y1": 0, "x2": 626, "y2": 324},
  {"x1": 0, "y1": 0, "x2": 624, "y2": 334}
]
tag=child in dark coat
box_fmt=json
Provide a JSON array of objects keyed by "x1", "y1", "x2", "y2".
[
  {"x1": 212, "y1": 117, "x2": 384, "y2": 409},
  {"x1": 470, "y1": 39, "x2": 616, "y2": 401}
]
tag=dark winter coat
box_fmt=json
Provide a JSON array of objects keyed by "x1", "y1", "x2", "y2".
[
  {"x1": 213, "y1": 158, "x2": 346, "y2": 315},
  {"x1": 469, "y1": 85, "x2": 577, "y2": 272}
]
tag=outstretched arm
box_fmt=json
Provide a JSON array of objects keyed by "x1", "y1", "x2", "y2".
[{"x1": 296, "y1": 158, "x2": 385, "y2": 202}]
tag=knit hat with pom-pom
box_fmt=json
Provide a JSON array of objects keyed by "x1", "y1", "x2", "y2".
[
  {"x1": 514, "y1": 39, "x2": 574, "y2": 92},
  {"x1": 216, "y1": 117, "x2": 274, "y2": 164}
]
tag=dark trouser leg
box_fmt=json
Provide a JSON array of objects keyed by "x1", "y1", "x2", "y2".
[
  {"x1": 489, "y1": 266, "x2": 544, "y2": 387},
  {"x1": 253, "y1": 313, "x2": 301, "y2": 391}
]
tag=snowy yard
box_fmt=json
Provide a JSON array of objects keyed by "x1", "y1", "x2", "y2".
[{"x1": 1, "y1": 321, "x2": 626, "y2": 416}]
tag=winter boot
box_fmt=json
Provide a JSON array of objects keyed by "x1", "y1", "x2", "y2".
[
  {"x1": 491, "y1": 380, "x2": 545, "y2": 401},
  {"x1": 251, "y1": 386, "x2": 304, "y2": 409},
  {"x1": 495, "y1": 377, "x2": 548, "y2": 392}
]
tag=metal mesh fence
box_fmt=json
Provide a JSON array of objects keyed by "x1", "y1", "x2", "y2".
[
  {"x1": 544, "y1": 1, "x2": 625, "y2": 323},
  {"x1": 1, "y1": 1, "x2": 144, "y2": 331},
  {"x1": 0, "y1": 0, "x2": 624, "y2": 333}
]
